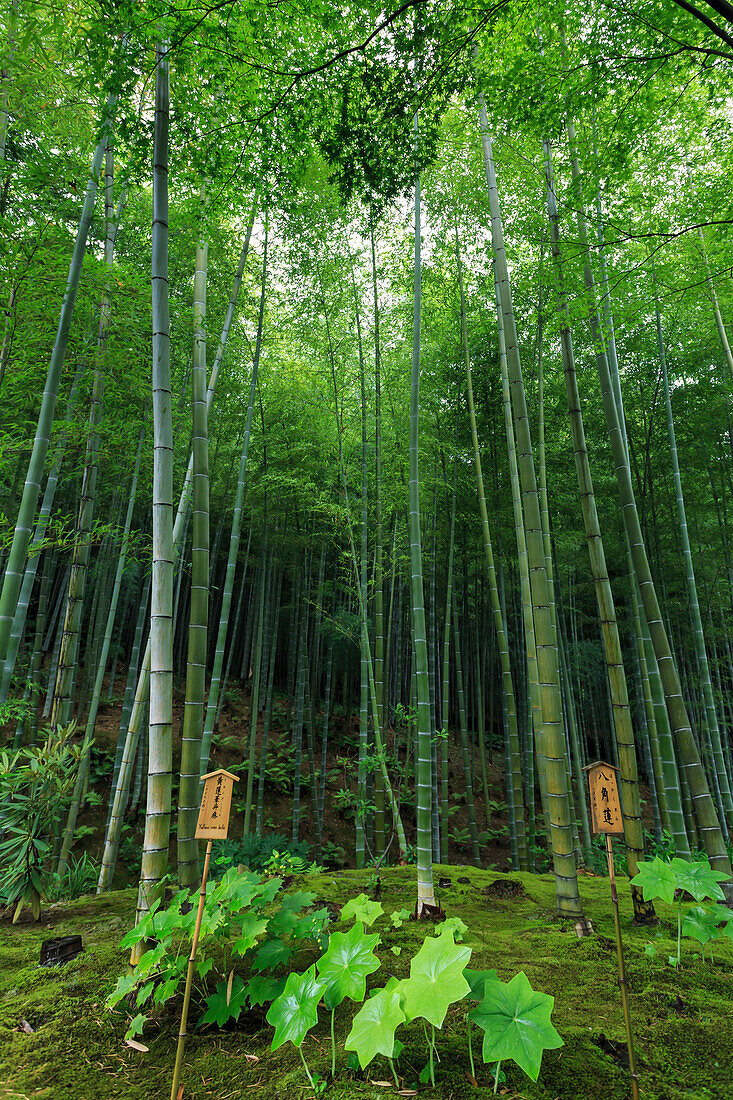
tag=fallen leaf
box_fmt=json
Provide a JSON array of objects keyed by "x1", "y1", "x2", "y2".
[
  {"x1": 177, "y1": 1084, "x2": 184, "y2": 1100},
  {"x1": 20, "y1": 1019, "x2": 34, "y2": 1034},
  {"x1": 371, "y1": 1082, "x2": 393, "y2": 1087},
  {"x1": 226, "y1": 969, "x2": 234, "y2": 1007},
  {"x1": 398, "y1": 1092, "x2": 417, "y2": 1097},
  {"x1": 125, "y1": 1039, "x2": 149, "y2": 1053},
  {"x1": 465, "y1": 1073, "x2": 478, "y2": 1087},
  {"x1": 243, "y1": 1053, "x2": 259, "y2": 1062}
]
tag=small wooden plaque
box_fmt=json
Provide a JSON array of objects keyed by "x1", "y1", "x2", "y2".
[
  {"x1": 195, "y1": 769, "x2": 239, "y2": 839},
  {"x1": 585, "y1": 761, "x2": 624, "y2": 836}
]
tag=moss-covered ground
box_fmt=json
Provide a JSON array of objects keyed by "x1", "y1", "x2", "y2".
[{"x1": 1, "y1": 866, "x2": 732, "y2": 1100}]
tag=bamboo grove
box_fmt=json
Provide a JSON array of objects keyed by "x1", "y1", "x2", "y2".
[{"x1": 3, "y1": 0, "x2": 733, "y2": 930}]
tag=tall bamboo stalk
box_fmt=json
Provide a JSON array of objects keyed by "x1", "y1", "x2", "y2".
[
  {"x1": 570, "y1": 143, "x2": 731, "y2": 889},
  {"x1": 178, "y1": 183, "x2": 210, "y2": 886},
  {"x1": 410, "y1": 116, "x2": 436, "y2": 911},
  {"x1": 134, "y1": 42, "x2": 174, "y2": 943},
  {"x1": 543, "y1": 133, "x2": 647, "y2": 905},
  {"x1": 455, "y1": 225, "x2": 527, "y2": 869},
  {"x1": 478, "y1": 99, "x2": 584, "y2": 921},
  {"x1": 57, "y1": 427, "x2": 145, "y2": 877},
  {"x1": 0, "y1": 92, "x2": 116, "y2": 662},
  {"x1": 655, "y1": 289, "x2": 733, "y2": 831}
]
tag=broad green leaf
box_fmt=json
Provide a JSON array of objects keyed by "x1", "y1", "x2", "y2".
[
  {"x1": 340, "y1": 893, "x2": 384, "y2": 927},
  {"x1": 252, "y1": 937, "x2": 294, "y2": 972},
  {"x1": 200, "y1": 975, "x2": 249, "y2": 1027},
  {"x1": 153, "y1": 977, "x2": 181, "y2": 1005},
  {"x1": 345, "y1": 985, "x2": 406, "y2": 1068},
  {"x1": 292, "y1": 908, "x2": 331, "y2": 940},
  {"x1": 316, "y1": 922, "x2": 381, "y2": 1009},
  {"x1": 125, "y1": 1013, "x2": 146, "y2": 1041},
  {"x1": 442, "y1": 915, "x2": 468, "y2": 941},
  {"x1": 231, "y1": 912, "x2": 270, "y2": 955},
  {"x1": 266, "y1": 965, "x2": 323, "y2": 1050},
  {"x1": 400, "y1": 927, "x2": 471, "y2": 1027},
  {"x1": 246, "y1": 973, "x2": 285, "y2": 1007},
  {"x1": 390, "y1": 908, "x2": 411, "y2": 928},
  {"x1": 630, "y1": 857, "x2": 677, "y2": 904},
  {"x1": 463, "y1": 967, "x2": 499, "y2": 1001},
  {"x1": 469, "y1": 972, "x2": 563, "y2": 1081},
  {"x1": 669, "y1": 858, "x2": 728, "y2": 903},
  {"x1": 681, "y1": 906, "x2": 720, "y2": 945},
  {"x1": 281, "y1": 889, "x2": 316, "y2": 911},
  {"x1": 106, "y1": 971, "x2": 138, "y2": 1008}
]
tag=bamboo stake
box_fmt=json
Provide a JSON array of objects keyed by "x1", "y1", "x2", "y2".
[
  {"x1": 605, "y1": 834, "x2": 640, "y2": 1100},
  {"x1": 169, "y1": 838, "x2": 212, "y2": 1100}
]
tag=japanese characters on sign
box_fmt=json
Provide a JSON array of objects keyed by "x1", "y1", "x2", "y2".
[
  {"x1": 195, "y1": 769, "x2": 238, "y2": 839},
  {"x1": 585, "y1": 761, "x2": 624, "y2": 836}
]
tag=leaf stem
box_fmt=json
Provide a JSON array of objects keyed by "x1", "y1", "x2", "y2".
[
  {"x1": 330, "y1": 1007, "x2": 336, "y2": 1077},
  {"x1": 467, "y1": 1017, "x2": 475, "y2": 1079},
  {"x1": 389, "y1": 1057, "x2": 399, "y2": 1087},
  {"x1": 298, "y1": 1044, "x2": 316, "y2": 1090},
  {"x1": 422, "y1": 1021, "x2": 435, "y2": 1086},
  {"x1": 493, "y1": 1060, "x2": 502, "y2": 1094}
]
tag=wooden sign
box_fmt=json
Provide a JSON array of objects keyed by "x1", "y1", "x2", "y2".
[
  {"x1": 195, "y1": 769, "x2": 239, "y2": 839},
  {"x1": 585, "y1": 761, "x2": 624, "y2": 836}
]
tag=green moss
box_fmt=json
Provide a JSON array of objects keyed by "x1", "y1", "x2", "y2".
[{"x1": 1, "y1": 869, "x2": 731, "y2": 1098}]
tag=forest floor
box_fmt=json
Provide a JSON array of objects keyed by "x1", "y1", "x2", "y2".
[{"x1": 2, "y1": 865, "x2": 732, "y2": 1100}]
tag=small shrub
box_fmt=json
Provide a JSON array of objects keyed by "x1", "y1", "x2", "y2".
[
  {"x1": 0, "y1": 723, "x2": 82, "y2": 921},
  {"x1": 210, "y1": 832, "x2": 310, "y2": 876}
]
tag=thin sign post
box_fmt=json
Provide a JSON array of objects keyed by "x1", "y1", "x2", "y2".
[
  {"x1": 584, "y1": 762, "x2": 639, "y2": 1100},
  {"x1": 170, "y1": 769, "x2": 239, "y2": 1100}
]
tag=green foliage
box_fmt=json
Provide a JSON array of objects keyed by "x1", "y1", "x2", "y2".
[
  {"x1": 345, "y1": 984, "x2": 406, "y2": 1068},
  {"x1": 316, "y1": 922, "x2": 380, "y2": 1009},
  {"x1": 0, "y1": 724, "x2": 82, "y2": 921},
  {"x1": 210, "y1": 833, "x2": 310, "y2": 876},
  {"x1": 47, "y1": 852, "x2": 99, "y2": 901},
  {"x1": 399, "y1": 925, "x2": 471, "y2": 1028},
  {"x1": 632, "y1": 857, "x2": 730, "y2": 968},
  {"x1": 106, "y1": 869, "x2": 329, "y2": 1039},
  {"x1": 469, "y1": 972, "x2": 563, "y2": 1082},
  {"x1": 266, "y1": 965, "x2": 324, "y2": 1050},
  {"x1": 630, "y1": 856, "x2": 678, "y2": 905},
  {"x1": 340, "y1": 892, "x2": 384, "y2": 927}
]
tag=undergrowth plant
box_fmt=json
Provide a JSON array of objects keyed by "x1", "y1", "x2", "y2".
[
  {"x1": 0, "y1": 723, "x2": 82, "y2": 920},
  {"x1": 266, "y1": 899, "x2": 562, "y2": 1093},
  {"x1": 631, "y1": 856, "x2": 730, "y2": 967},
  {"x1": 106, "y1": 867, "x2": 330, "y2": 1039}
]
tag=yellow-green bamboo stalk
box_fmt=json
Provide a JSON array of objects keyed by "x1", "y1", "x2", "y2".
[
  {"x1": 177, "y1": 182, "x2": 210, "y2": 886},
  {"x1": 478, "y1": 98, "x2": 584, "y2": 921}
]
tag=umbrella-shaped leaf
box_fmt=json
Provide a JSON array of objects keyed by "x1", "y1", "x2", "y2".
[
  {"x1": 630, "y1": 857, "x2": 677, "y2": 905},
  {"x1": 469, "y1": 972, "x2": 563, "y2": 1082},
  {"x1": 340, "y1": 893, "x2": 384, "y2": 927},
  {"x1": 266, "y1": 966, "x2": 323, "y2": 1051},
  {"x1": 400, "y1": 927, "x2": 471, "y2": 1027},
  {"x1": 681, "y1": 906, "x2": 721, "y2": 946},
  {"x1": 345, "y1": 985, "x2": 406, "y2": 1068},
  {"x1": 316, "y1": 922, "x2": 381, "y2": 1009},
  {"x1": 669, "y1": 859, "x2": 728, "y2": 903}
]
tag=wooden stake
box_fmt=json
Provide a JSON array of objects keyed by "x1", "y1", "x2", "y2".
[
  {"x1": 169, "y1": 767, "x2": 238, "y2": 1100},
  {"x1": 605, "y1": 832, "x2": 640, "y2": 1100},
  {"x1": 170, "y1": 838, "x2": 213, "y2": 1100}
]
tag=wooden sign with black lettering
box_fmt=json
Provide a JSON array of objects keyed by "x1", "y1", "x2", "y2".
[
  {"x1": 195, "y1": 769, "x2": 239, "y2": 839},
  {"x1": 585, "y1": 761, "x2": 624, "y2": 836}
]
